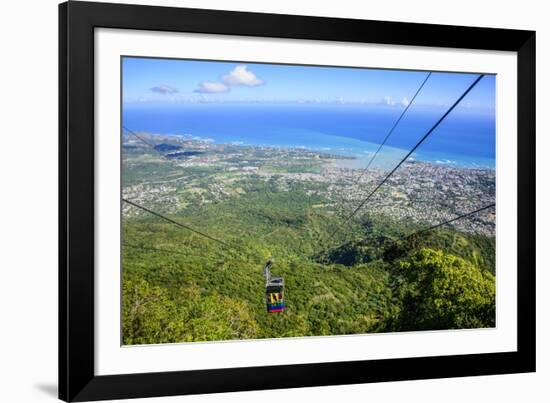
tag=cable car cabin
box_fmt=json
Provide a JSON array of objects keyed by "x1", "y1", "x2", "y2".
[
  {"x1": 263, "y1": 260, "x2": 285, "y2": 313},
  {"x1": 265, "y1": 278, "x2": 285, "y2": 313}
]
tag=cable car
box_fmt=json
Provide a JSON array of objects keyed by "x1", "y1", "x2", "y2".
[{"x1": 263, "y1": 260, "x2": 285, "y2": 313}]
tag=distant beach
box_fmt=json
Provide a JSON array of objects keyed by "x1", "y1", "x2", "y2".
[{"x1": 123, "y1": 103, "x2": 496, "y2": 170}]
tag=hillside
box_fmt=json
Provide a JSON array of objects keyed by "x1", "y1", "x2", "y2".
[{"x1": 122, "y1": 188, "x2": 495, "y2": 344}]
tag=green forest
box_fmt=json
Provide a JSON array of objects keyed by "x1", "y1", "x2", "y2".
[{"x1": 122, "y1": 178, "x2": 496, "y2": 345}]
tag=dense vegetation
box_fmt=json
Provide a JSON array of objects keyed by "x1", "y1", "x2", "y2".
[{"x1": 122, "y1": 183, "x2": 496, "y2": 345}]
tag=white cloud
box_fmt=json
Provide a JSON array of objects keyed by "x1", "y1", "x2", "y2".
[
  {"x1": 194, "y1": 81, "x2": 230, "y2": 94},
  {"x1": 150, "y1": 85, "x2": 179, "y2": 94},
  {"x1": 192, "y1": 65, "x2": 264, "y2": 96},
  {"x1": 383, "y1": 96, "x2": 396, "y2": 106},
  {"x1": 222, "y1": 65, "x2": 264, "y2": 86},
  {"x1": 382, "y1": 96, "x2": 410, "y2": 107}
]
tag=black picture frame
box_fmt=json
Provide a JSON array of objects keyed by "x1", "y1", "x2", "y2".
[{"x1": 59, "y1": 1, "x2": 536, "y2": 401}]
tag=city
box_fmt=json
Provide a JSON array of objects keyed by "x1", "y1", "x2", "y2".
[{"x1": 122, "y1": 133, "x2": 495, "y2": 237}]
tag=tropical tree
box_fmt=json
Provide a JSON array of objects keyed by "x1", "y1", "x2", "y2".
[
  {"x1": 393, "y1": 248, "x2": 495, "y2": 330},
  {"x1": 122, "y1": 278, "x2": 260, "y2": 344}
]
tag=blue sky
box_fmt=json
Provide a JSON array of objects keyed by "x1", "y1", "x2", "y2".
[{"x1": 122, "y1": 57, "x2": 495, "y2": 112}]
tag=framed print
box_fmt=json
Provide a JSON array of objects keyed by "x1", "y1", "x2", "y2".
[{"x1": 59, "y1": 1, "x2": 536, "y2": 401}]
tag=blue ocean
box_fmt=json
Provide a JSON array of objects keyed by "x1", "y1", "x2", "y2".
[{"x1": 123, "y1": 103, "x2": 496, "y2": 169}]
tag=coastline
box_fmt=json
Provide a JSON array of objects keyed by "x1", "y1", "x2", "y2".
[
  {"x1": 123, "y1": 130, "x2": 496, "y2": 237},
  {"x1": 154, "y1": 130, "x2": 496, "y2": 171}
]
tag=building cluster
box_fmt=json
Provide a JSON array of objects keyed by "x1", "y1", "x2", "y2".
[{"x1": 122, "y1": 138, "x2": 496, "y2": 236}]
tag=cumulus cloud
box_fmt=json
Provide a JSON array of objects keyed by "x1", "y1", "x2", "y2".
[
  {"x1": 222, "y1": 65, "x2": 264, "y2": 86},
  {"x1": 192, "y1": 65, "x2": 263, "y2": 95},
  {"x1": 194, "y1": 81, "x2": 230, "y2": 94},
  {"x1": 401, "y1": 97, "x2": 410, "y2": 107},
  {"x1": 150, "y1": 85, "x2": 179, "y2": 94}
]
